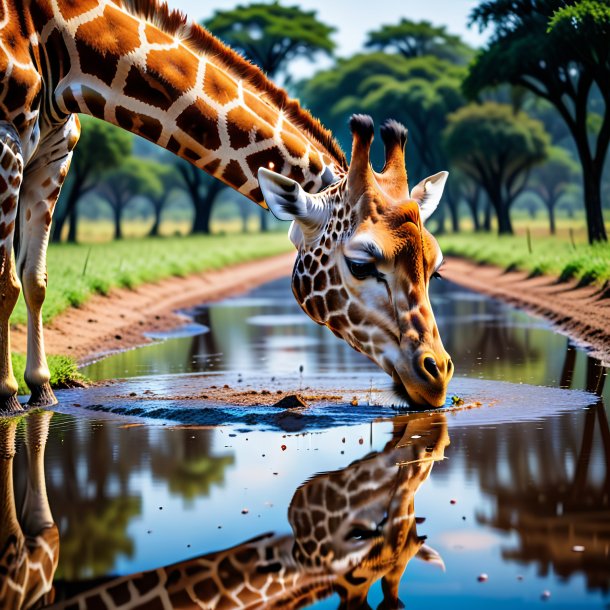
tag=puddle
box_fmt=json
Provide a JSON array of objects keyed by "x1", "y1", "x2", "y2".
[{"x1": 2, "y1": 278, "x2": 609, "y2": 609}]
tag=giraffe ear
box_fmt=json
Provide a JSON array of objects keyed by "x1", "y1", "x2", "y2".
[
  {"x1": 415, "y1": 544, "x2": 445, "y2": 571},
  {"x1": 410, "y1": 171, "x2": 449, "y2": 223},
  {"x1": 258, "y1": 168, "x2": 328, "y2": 239}
]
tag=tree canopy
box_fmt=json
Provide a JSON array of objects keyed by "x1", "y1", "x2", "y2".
[
  {"x1": 444, "y1": 102, "x2": 550, "y2": 234},
  {"x1": 203, "y1": 1, "x2": 335, "y2": 79},
  {"x1": 465, "y1": 0, "x2": 610, "y2": 242},
  {"x1": 97, "y1": 158, "x2": 163, "y2": 240},
  {"x1": 366, "y1": 18, "x2": 472, "y2": 64},
  {"x1": 52, "y1": 116, "x2": 132, "y2": 242}
]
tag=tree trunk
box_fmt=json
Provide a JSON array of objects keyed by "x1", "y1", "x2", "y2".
[
  {"x1": 192, "y1": 180, "x2": 223, "y2": 234},
  {"x1": 447, "y1": 197, "x2": 460, "y2": 233},
  {"x1": 574, "y1": 132, "x2": 607, "y2": 243},
  {"x1": 113, "y1": 206, "x2": 123, "y2": 240},
  {"x1": 52, "y1": 174, "x2": 84, "y2": 243},
  {"x1": 496, "y1": 204, "x2": 513, "y2": 235},
  {"x1": 149, "y1": 201, "x2": 162, "y2": 237},
  {"x1": 259, "y1": 206, "x2": 269, "y2": 232},
  {"x1": 546, "y1": 195, "x2": 557, "y2": 236},
  {"x1": 66, "y1": 201, "x2": 78, "y2": 243},
  {"x1": 583, "y1": 168, "x2": 607, "y2": 243},
  {"x1": 483, "y1": 199, "x2": 492, "y2": 232}
]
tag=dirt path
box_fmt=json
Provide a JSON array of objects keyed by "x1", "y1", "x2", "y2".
[
  {"x1": 10, "y1": 251, "x2": 609, "y2": 369},
  {"x1": 11, "y1": 251, "x2": 295, "y2": 365},
  {"x1": 443, "y1": 257, "x2": 610, "y2": 364}
]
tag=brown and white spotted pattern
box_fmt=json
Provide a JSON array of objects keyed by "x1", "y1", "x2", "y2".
[
  {"x1": 33, "y1": 0, "x2": 343, "y2": 201},
  {"x1": 260, "y1": 116, "x2": 453, "y2": 406},
  {"x1": 0, "y1": 0, "x2": 344, "y2": 412},
  {"x1": 0, "y1": 411, "x2": 59, "y2": 610},
  {"x1": 1, "y1": 0, "x2": 451, "y2": 411},
  {"x1": 0, "y1": 123, "x2": 24, "y2": 413},
  {"x1": 53, "y1": 413, "x2": 448, "y2": 610}
]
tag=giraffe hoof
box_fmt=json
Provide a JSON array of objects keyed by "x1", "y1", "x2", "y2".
[
  {"x1": 0, "y1": 393, "x2": 24, "y2": 415},
  {"x1": 28, "y1": 383, "x2": 58, "y2": 408}
]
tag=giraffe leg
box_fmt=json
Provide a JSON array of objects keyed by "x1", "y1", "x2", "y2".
[
  {"x1": 0, "y1": 123, "x2": 24, "y2": 414},
  {"x1": 17, "y1": 116, "x2": 80, "y2": 407},
  {"x1": 19, "y1": 411, "x2": 54, "y2": 535},
  {"x1": 0, "y1": 417, "x2": 20, "y2": 543}
]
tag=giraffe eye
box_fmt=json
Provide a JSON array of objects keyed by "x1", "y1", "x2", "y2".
[
  {"x1": 345, "y1": 525, "x2": 379, "y2": 541},
  {"x1": 431, "y1": 271, "x2": 443, "y2": 280},
  {"x1": 346, "y1": 258, "x2": 380, "y2": 281}
]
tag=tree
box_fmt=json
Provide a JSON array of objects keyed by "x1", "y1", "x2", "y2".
[
  {"x1": 147, "y1": 164, "x2": 181, "y2": 237},
  {"x1": 96, "y1": 159, "x2": 162, "y2": 240},
  {"x1": 465, "y1": 0, "x2": 610, "y2": 243},
  {"x1": 301, "y1": 53, "x2": 466, "y2": 230},
  {"x1": 366, "y1": 19, "x2": 472, "y2": 64},
  {"x1": 444, "y1": 102, "x2": 549, "y2": 234},
  {"x1": 204, "y1": 1, "x2": 335, "y2": 82},
  {"x1": 174, "y1": 160, "x2": 224, "y2": 235},
  {"x1": 51, "y1": 116, "x2": 132, "y2": 243},
  {"x1": 204, "y1": 1, "x2": 335, "y2": 230},
  {"x1": 529, "y1": 147, "x2": 580, "y2": 235}
]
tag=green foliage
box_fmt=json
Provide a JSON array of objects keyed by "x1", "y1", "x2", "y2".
[
  {"x1": 98, "y1": 158, "x2": 164, "y2": 207},
  {"x1": 204, "y1": 1, "x2": 335, "y2": 77},
  {"x1": 300, "y1": 53, "x2": 465, "y2": 175},
  {"x1": 71, "y1": 115, "x2": 133, "y2": 180},
  {"x1": 444, "y1": 102, "x2": 550, "y2": 233},
  {"x1": 439, "y1": 233, "x2": 610, "y2": 285},
  {"x1": 465, "y1": 0, "x2": 610, "y2": 242},
  {"x1": 366, "y1": 18, "x2": 472, "y2": 64},
  {"x1": 11, "y1": 354, "x2": 85, "y2": 395},
  {"x1": 9, "y1": 233, "x2": 292, "y2": 327}
]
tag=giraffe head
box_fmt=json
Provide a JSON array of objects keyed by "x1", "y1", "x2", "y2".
[
  {"x1": 288, "y1": 413, "x2": 448, "y2": 606},
  {"x1": 259, "y1": 115, "x2": 452, "y2": 407}
]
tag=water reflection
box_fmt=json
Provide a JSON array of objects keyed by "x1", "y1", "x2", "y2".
[
  {"x1": 82, "y1": 278, "x2": 599, "y2": 403},
  {"x1": 0, "y1": 411, "x2": 57, "y2": 609},
  {"x1": 48, "y1": 413, "x2": 447, "y2": 609},
  {"x1": 470, "y1": 353, "x2": 610, "y2": 593}
]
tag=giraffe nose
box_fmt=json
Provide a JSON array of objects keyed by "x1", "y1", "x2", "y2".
[
  {"x1": 415, "y1": 353, "x2": 452, "y2": 384},
  {"x1": 423, "y1": 357, "x2": 439, "y2": 379}
]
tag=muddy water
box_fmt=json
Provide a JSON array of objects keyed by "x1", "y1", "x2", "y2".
[{"x1": 2, "y1": 278, "x2": 609, "y2": 609}]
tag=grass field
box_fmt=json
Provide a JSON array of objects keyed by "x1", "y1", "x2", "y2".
[
  {"x1": 9, "y1": 231, "x2": 292, "y2": 394},
  {"x1": 11, "y1": 231, "x2": 292, "y2": 327},
  {"x1": 439, "y1": 231, "x2": 610, "y2": 285}
]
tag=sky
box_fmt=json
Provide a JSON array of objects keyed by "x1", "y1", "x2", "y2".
[{"x1": 170, "y1": 0, "x2": 489, "y2": 73}]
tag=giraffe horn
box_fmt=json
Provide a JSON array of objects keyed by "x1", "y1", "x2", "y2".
[
  {"x1": 380, "y1": 119, "x2": 408, "y2": 189},
  {"x1": 347, "y1": 114, "x2": 375, "y2": 193}
]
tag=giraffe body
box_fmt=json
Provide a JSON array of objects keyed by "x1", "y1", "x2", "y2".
[{"x1": 0, "y1": 0, "x2": 452, "y2": 411}]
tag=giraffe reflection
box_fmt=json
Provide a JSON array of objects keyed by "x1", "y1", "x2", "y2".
[
  {"x1": 53, "y1": 413, "x2": 448, "y2": 610},
  {"x1": 0, "y1": 411, "x2": 58, "y2": 609}
]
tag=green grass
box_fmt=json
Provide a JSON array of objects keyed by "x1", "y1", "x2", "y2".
[
  {"x1": 10, "y1": 232, "x2": 292, "y2": 326},
  {"x1": 7, "y1": 231, "x2": 292, "y2": 394},
  {"x1": 438, "y1": 232, "x2": 610, "y2": 286},
  {"x1": 11, "y1": 354, "x2": 85, "y2": 395}
]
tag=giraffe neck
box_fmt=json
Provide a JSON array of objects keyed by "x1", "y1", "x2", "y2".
[
  {"x1": 31, "y1": 0, "x2": 346, "y2": 206},
  {"x1": 53, "y1": 533, "x2": 334, "y2": 610}
]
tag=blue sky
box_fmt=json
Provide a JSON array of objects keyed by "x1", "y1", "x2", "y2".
[{"x1": 171, "y1": 0, "x2": 488, "y2": 71}]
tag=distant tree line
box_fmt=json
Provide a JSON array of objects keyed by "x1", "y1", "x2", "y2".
[{"x1": 52, "y1": 0, "x2": 609, "y2": 243}]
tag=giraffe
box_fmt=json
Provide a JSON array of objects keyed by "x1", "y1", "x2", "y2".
[
  {"x1": 51, "y1": 412, "x2": 448, "y2": 610},
  {"x1": 0, "y1": 0, "x2": 452, "y2": 412},
  {"x1": 0, "y1": 410, "x2": 59, "y2": 610}
]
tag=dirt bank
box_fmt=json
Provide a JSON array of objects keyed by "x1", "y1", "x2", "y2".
[
  {"x1": 443, "y1": 257, "x2": 610, "y2": 364},
  {"x1": 11, "y1": 251, "x2": 295, "y2": 365},
  {"x1": 10, "y1": 251, "x2": 609, "y2": 369}
]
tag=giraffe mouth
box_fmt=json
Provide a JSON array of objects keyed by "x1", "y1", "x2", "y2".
[{"x1": 390, "y1": 368, "x2": 446, "y2": 409}]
